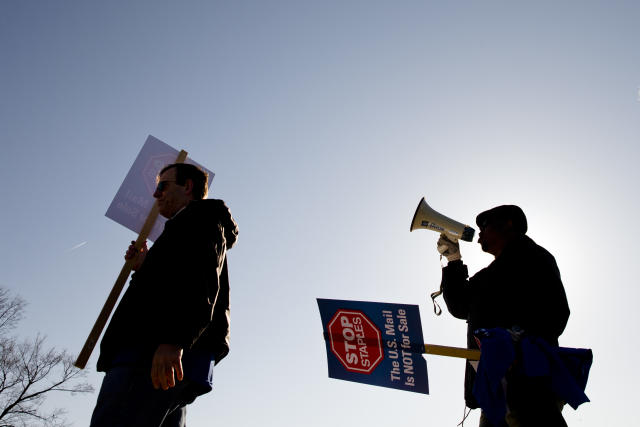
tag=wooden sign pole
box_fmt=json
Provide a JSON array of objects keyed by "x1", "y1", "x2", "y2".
[
  {"x1": 424, "y1": 343, "x2": 480, "y2": 361},
  {"x1": 74, "y1": 150, "x2": 189, "y2": 369}
]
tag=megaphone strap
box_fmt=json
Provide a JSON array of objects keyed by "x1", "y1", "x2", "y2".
[
  {"x1": 431, "y1": 287, "x2": 443, "y2": 316},
  {"x1": 428, "y1": 255, "x2": 447, "y2": 316}
]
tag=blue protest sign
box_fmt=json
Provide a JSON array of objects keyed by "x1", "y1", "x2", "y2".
[
  {"x1": 105, "y1": 135, "x2": 214, "y2": 241},
  {"x1": 317, "y1": 298, "x2": 428, "y2": 394}
]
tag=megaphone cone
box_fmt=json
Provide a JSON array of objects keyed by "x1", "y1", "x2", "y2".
[{"x1": 410, "y1": 197, "x2": 475, "y2": 242}]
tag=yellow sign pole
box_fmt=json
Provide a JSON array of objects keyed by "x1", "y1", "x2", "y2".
[
  {"x1": 424, "y1": 343, "x2": 480, "y2": 361},
  {"x1": 74, "y1": 150, "x2": 189, "y2": 369}
]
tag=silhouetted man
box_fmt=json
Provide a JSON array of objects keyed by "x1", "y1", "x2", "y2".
[
  {"x1": 90, "y1": 163, "x2": 238, "y2": 427},
  {"x1": 437, "y1": 205, "x2": 569, "y2": 427}
]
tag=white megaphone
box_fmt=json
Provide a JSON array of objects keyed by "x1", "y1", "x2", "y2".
[{"x1": 410, "y1": 197, "x2": 475, "y2": 242}]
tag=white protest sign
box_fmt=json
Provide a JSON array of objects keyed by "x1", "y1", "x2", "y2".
[{"x1": 105, "y1": 135, "x2": 214, "y2": 241}]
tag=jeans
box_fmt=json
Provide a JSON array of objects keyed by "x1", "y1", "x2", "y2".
[{"x1": 90, "y1": 364, "x2": 201, "y2": 427}]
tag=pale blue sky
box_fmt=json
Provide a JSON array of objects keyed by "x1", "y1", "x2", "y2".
[{"x1": 1, "y1": 1, "x2": 639, "y2": 425}]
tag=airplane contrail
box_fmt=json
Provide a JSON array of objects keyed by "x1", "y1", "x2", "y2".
[{"x1": 66, "y1": 241, "x2": 88, "y2": 252}]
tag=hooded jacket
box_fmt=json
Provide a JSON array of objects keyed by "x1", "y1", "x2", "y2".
[{"x1": 97, "y1": 199, "x2": 238, "y2": 372}]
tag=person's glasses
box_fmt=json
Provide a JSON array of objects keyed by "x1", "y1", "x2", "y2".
[{"x1": 155, "y1": 180, "x2": 177, "y2": 192}]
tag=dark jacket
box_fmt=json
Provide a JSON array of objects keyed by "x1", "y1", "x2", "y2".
[
  {"x1": 441, "y1": 235, "x2": 569, "y2": 408},
  {"x1": 97, "y1": 199, "x2": 238, "y2": 372}
]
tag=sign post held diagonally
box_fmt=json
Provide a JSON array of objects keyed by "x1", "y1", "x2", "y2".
[{"x1": 74, "y1": 135, "x2": 214, "y2": 369}]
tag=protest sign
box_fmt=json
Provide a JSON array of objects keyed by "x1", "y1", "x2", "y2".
[
  {"x1": 317, "y1": 298, "x2": 429, "y2": 394},
  {"x1": 105, "y1": 135, "x2": 214, "y2": 241}
]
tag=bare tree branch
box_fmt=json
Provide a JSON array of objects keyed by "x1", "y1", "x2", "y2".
[
  {"x1": 0, "y1": 289, "x2": 25, "y2": 335},
  {"x1": 0, "y1": 289, "x2": 93, "y2": 426}
]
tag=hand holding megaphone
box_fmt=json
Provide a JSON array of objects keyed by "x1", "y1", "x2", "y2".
[
  {"x1": 437, "y1": 234, "x2": 461, "y2": 262},
  {"x1": 438, "y1": 234, "x2": 462, "y2": 262}
]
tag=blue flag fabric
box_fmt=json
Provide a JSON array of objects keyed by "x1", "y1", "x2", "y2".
[{"x1": 472, "y1": 328, "x2": 592, "y2": 425}]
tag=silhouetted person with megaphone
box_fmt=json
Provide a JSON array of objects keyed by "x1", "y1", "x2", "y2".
[{"x1": 437, "y1": 205, "x2": 570, "y2": 427}]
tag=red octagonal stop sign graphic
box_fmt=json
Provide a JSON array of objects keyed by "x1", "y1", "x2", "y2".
[{"x1": 327, "y1": 309, "x2": 384, "y2": 374}]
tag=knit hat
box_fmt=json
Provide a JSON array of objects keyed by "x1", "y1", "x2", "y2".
[{"x1": 476, "y1": 205, "x2": 528, "y2": 235}]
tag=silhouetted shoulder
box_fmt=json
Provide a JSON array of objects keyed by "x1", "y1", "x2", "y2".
[{"x1": 185, "y1": 199, "x2": 238, "y2": 248}]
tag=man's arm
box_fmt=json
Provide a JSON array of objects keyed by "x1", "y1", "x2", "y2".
[
  {"x1": 436, "y1": 234, "x2": 472, "y2": 319},
  {"x1": 151, "y1": 217, "x2": 228, "y2": 389},
  {"x1": 441, "y1": 260, "x2": 472, "y2": 319},
  {"x1": 149, "y1": 239, "x2": 220, "y2": 389},
  {"x1": 150, "y1": 201, "x2": 237, "y2": 388}
]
